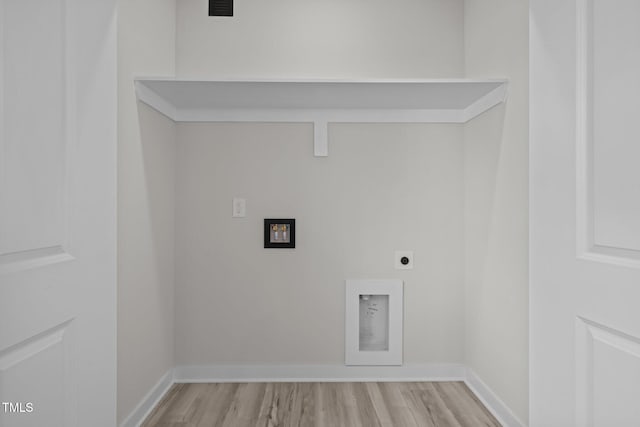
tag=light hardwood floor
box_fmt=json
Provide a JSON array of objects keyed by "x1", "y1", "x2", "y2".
[{"x1": 142, "y1": 382, "x2": 501, "y2": 427}]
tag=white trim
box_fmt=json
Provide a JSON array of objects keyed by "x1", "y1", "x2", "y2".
[
  {"x1": 575, "y1": 317, "x2": 594, "y2": 427},
  {"x1": 464, "y1": 368, "x2": 526, "y2": 427},
  {"x1": 169, "y1": 108, "x2": 467, "y2": 124},
  {"x1": 578, "y1": 246, "x2": 640, "y2": 269},
  {"x1": 133, "y1": 78, "x2": 508, "y2": 157},
  {"x1": 121, "y1": 365, "x2": 522, "y2": 427},
  {"x1": 575, "y1": 317, "x2": 640, "y2": 427},
  {"x1": 345, "y1": 280, "x2": 403, "y2": 366},
  {"x1": 134, "y1": 79, "x2": 177, "y2": 121},
  {"x1": 0, "y1": 246, "x2": 74, "y2": 275},
  {"x1": 133, "y1": 81, "x2": 506, "y2": 125},
  {"x1": 173, "y1": 363, "x2": 466, "y2": 383},
  {"x1": 462, "y1": 83, "x2": 508, "y2": 122},
  {"x1": 573, "y1": 0, "x2": 640, "y2": 269},
  {"x1": 135, "y1": 76, "x2": 510, "y2": 84},
  {"x1": 119, "y1": 369, "x2": 174, "y2": 427},
  {"x1": 0, "y1": 0, "x2": 4, "y2": 209},
  {"x1": 575, "y1": 0, "x2": 592, "y2": 261},
  {"x1": 0, "y1": 320, "x2": 71, "y2": 370},
  {"x1": 313, "y1": 120, "x2": 328, "y2": 157}
]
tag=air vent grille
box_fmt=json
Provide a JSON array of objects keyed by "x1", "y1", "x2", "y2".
[{"x1": 209, "y1": 0, "x2": 233, "y2": 16}]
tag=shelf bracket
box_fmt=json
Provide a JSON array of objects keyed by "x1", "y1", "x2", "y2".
[{"x1": 313, "y1": 121, "x2": 328, "y2": 157}]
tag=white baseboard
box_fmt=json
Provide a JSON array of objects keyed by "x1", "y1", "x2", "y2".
[
  {"x1": 119, "y1": 369, "x2": 174, "y2": 427},
  {"x1": 121, "y1": 364, "x2": 524, "y2": 427},
  {"x1": 464, "y1": 368, "x2": 526, "y2": 427},
  {"x1": 172, "y1": 363, "x2": 466, "y2": 383}
]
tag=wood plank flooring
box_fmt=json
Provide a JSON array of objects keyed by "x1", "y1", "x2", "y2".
[{"x1": 141, "y1": 382, "x2": 501, "y2": 427}]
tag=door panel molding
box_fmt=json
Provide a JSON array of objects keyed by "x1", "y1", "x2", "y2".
[
  {"x1": 575, "y1": 0, "x2": 640, "y2": 268},
  {"x1": 0, "y1": 319, "x2": 75, "y2": 426},
  {"x1": 576, "y1": 316, "x2": 640, "y2": 426},
  {"x1": 0, "y1": 0, "x2": 75, "y2": 271},
  {"x1": 0, "y1": 319, "x2": 72, "y2": 370},
  {"x1": 0, "y1": 246, "x2": 74, "y2": 275}
]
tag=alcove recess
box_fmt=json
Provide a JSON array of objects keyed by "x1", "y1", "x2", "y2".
[{"x1": 134, "y1": 78, "x2": 508, "y2": 156}]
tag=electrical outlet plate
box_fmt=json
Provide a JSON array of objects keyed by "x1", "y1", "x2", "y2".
[
  {"x1": 394, "y1": 251, "x2": 414, "y2": 270},
  {"x1": 232, "y1": 198, "x2": 246, "y2": 217}
]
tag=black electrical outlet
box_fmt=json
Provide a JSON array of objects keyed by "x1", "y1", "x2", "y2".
[{"x1": 209, "y1": 0, "x2": 233, "y2": 16}]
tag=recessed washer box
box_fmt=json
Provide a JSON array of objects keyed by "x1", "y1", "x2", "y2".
[{"x1": 345, "y1": 279, "x2": 403, "y2": 366}]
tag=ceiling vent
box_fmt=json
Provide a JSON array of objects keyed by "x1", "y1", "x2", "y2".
[{"x1": 209, "y1": 0, "x2": 233, "y2": 16}]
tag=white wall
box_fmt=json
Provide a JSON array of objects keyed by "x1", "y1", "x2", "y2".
[
  {"x1": 119, "y1": 0, "x2": 531, "y2": 421},
  {"x1": 176, "y1": 0, "x2": 464, "y2": 78},
  {"x1": 117, "y1": 0, "x2": 177, "y2": 423},
  {"x1": 175, "y1": 123, "x2": 465, "y2": 366},
  {"x1": 173, "y1": 0, "x2": 467, "y2": 368},
  {"x1": 463, "y1": 0, "x2": 529, "y2": 424}
]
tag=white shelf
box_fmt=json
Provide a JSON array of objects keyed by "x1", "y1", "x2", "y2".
[{"x1": 135, "y1": 78, "x2": 508, "y2": 156}]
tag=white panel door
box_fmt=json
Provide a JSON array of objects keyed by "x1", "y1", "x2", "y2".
[
  {"x1": 531, "y1": 0, "x2": 640, "y2": 425},
  {"x1": 0, "y1": 0, "x2": 116, "y2": 426}
]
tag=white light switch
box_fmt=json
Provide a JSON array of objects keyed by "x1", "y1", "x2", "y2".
[{"x1": 232, "y1": 198, "x2": 246, "y2": 217}]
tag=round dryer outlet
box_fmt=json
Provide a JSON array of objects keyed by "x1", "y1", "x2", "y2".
[{"x1": 394, "y1": 251, "x2": 414, "y2": 270}]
